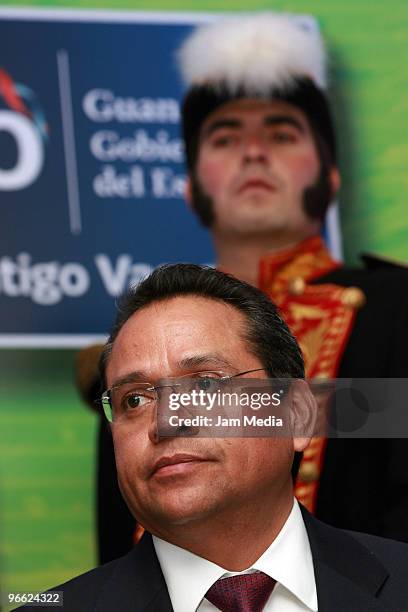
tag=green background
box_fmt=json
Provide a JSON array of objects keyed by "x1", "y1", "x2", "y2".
[
  {"x1": 0, "y1": 350, "x2": 96, "y2": 610},
  {"x1": 1, "y1": 0, "x2": 407, "y2": 607}
]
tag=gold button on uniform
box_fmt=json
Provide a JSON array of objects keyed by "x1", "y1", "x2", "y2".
[
  {"x1": 341, "y1": 287, "x2": 366, "y2": 309},
  {"x1": 299, "y1": 462, "x2": 319, "y2": 483},
  {"x1": 289, "y1": 277, "x2": 306, "y2": 295}
]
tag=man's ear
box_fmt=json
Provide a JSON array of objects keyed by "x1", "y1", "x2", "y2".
[
  {"x1": 185, "y1": 176, "x2": 193, "y2": 210},
  {"x1": 290, "y1": 379, "x2": 317, "y2": 453},
  {"x1": 329, "y1": 166, "x2": 341, "y2": 199}
]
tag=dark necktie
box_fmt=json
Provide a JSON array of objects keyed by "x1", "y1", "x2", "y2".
[{"x1": 205, "y1": 571, "x2": 276, "y2": 612}]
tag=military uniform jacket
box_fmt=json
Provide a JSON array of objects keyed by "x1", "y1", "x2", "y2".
[{"x1": 314, "y1": 263, "x2": 408, "y2": 540}]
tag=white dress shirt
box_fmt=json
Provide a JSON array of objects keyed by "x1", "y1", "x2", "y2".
[{"x1": 153, "y1": 499, "x2": 318, "y2": 612}]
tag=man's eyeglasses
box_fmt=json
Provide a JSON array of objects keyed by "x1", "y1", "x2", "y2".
[{"x1": 101, "y1": 368, "x2": 267, "y2": 423}]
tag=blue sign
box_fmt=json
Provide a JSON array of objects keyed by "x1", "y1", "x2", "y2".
[
  {"x1": 0, "y1": 9, "x2": 219, "y2": 345},
  {"x1": 0, "y1": 9, "x2": 340, "y2": 346}
]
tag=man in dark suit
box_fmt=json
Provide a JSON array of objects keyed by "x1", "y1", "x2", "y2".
[
  {"x1": 25, "y1": 264, "x2": 408, "y2": 611},
  {"x1": 89, "y1": 11, "x2": 408, "y2": 563}
]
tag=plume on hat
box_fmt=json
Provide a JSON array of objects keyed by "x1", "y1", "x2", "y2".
[{"x1": 178, "y1": 12, "x2": 328, "y2": 96}]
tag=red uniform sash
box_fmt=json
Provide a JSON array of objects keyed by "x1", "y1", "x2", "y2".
[{"x1": 259, "y1": 237, "x2": 365, "y2": 512}]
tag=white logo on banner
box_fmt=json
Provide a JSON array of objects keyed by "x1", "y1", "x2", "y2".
[{"x1": 0, "y1": 110, "x2": 44, "y2": 190}]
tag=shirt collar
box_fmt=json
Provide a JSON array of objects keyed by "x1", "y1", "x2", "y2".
[
  {"x1": 153, "y1": 499, "x2": 317, "y2": 612},
  {"x1": 252, "y1": 500, "x2": 317, "y2": 610}
]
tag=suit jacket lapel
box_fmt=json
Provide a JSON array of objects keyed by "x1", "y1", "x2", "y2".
[
  {"x1": 95, "y1": 533, "x2": 173, "y2": 612},
  {"x1": 93, "y1": 509, "x2": 394, "y2": 611},
  {"x1": 301, "y1": 506, "x2": 390, "y2": 611}
]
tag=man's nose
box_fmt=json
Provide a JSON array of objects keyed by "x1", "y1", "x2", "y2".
[
  {"x1": 147, "y1": 408, "x2": 161, "y2": 444},
  {"x1": 148, "y1": 390, "x2": 200, "y2": 444},
  {"x1": 242, "y1": 133, "x2": 269, "y2": 164}
]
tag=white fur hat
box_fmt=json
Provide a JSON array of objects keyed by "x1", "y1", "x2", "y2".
[
  {"x1": 179, "y1": 12, "x2": 336, "y2": 174},
  {"x1": 178, "y1": 12, "x2": 328, "y2": 95}
]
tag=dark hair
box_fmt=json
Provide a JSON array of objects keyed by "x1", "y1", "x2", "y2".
[{"x1": 100, "y1": 263, "x2": 304, "y2": 385}]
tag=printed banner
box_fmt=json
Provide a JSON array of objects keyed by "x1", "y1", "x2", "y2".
[{"x1": 0, "y1": 9, "x2": 339, "y2": 346}]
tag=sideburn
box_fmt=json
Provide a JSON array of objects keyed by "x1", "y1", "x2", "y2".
[
  {"x1": 303, "y1": 164, "x2": 333, "y2": 221},
  {"x1": 190, "y1": 173, "x2": 215, "y2": 227}
]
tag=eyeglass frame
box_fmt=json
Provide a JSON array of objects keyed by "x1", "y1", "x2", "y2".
[{"x1": 100, "y1": 367, "x2": 268, "y2": 423}]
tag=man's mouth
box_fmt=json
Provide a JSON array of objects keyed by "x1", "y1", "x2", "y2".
[
  {"x1": 151, "y1": 453, "x2": 211, "y2": 477},
  {"x1": 237, "y1": 178, "x2": 276, "y2": 194}
]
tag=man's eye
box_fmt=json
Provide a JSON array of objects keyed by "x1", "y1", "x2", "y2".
[
  {"x1": 197, "y1": 377, "x2": 213, "y2": 391},
  {"x1": 193, "y1": 376, "x2": 220, "y2": 391},
  {"x1": 271, "y1": 131, "x2": 297, "y2": 144},
  {"x1": 211, "y1": 134, "x2": 236, "y2": 147},
  {"x1": 122, "y1": 392, "x2": 152, "y2": 412}
]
